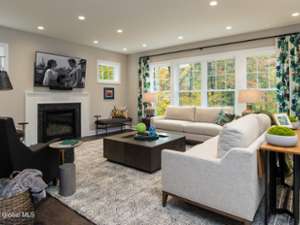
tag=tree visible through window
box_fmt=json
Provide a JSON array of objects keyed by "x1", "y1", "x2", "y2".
[
  {"x1": 152, "y1": 66, "x2": 171, "y2": 115},
  {"x1": 207, "y1": 59, "x2": 235, "y2": 107},
  {"x1": 246, "y1": 55, "x2": 277, "y2": 112},
  {"x1": 179, "y1": 63, "x2": 201, "y2": 106},
  {"x1": 97, "y1": 60, "x2": 120, "y2": 84}
]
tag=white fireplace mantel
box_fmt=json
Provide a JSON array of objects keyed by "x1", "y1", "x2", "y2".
[{"x1": 25, "y1": 90, "x2": 90, "y2": 146}]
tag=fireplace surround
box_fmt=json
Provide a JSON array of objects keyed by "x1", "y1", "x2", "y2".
[
  {"x1": 38, "y1": 103, "x2": 81, "y2": 142},
  {"x1": 25, "y1": 91, "x2": 89, "y2": 146}
]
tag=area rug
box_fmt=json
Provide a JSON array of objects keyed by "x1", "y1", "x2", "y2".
[{"x1": 48, "y1": 139, "x2": 293, "y2": 225}]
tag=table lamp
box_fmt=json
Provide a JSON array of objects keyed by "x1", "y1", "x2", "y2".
[
  {"x1": 0, "y1": 70, "x2": 13, "y2": 90},
  {"x1": 143, "y1": 92, "x2": 156, "y2": 117},
  {"x1": 238, "y1": 89, "x2": 262, "y2": 115}
]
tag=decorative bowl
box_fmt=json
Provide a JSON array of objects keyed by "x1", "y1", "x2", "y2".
[{"x1": 266, "y1": 133, "x2": 298, "y2": 147}]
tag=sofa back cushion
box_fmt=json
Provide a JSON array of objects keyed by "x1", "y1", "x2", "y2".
[
  {"x1": 165, "y1": 106, "x2": 195, "y2": 121},
  {"x1": 256, "y1": 113, "x2": 272, "y2": 135},
  {"x1": 195, "y1": 107, "x2": 233, "y2": 123},
  {"x1": 217, "y1": 114, "x2": 265, "y2": 158}
]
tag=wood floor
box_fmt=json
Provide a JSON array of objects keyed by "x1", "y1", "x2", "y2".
[{"x1": 35, "y1": 196, "x2": 95, "y2": 225}]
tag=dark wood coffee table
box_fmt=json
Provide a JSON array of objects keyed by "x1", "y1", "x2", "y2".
[{"x1": 103, "y1": 131, "x2": 186, "y2": 173}]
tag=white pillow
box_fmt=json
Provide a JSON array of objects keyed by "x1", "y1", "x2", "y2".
[
  {"x1": 256, "y1": 113, "x2": 271, "y2": 135},
  {"x1": 165, "y1": 106, "x2": 195, "y2": 121},
  {"x1": 217, "y1": 114, "x2": 260, "y2": 158}
]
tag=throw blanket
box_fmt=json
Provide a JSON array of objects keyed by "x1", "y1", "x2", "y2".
[{"x1": 0, "y1": 169, "x2": 47, "y2": 202}]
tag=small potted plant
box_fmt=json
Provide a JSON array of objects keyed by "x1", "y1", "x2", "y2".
[
  {"x1": 289, "y1": 115, "x2": 300, "y2": 129},
  {"x1": 266, "y1": 126, "x2": 298, "y2": 147}
]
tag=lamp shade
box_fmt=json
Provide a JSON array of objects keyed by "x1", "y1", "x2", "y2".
[
  {"x1": 238, "y1": 89, "x2": 262, "y2": 104},
  {"x1": 0, "y1": 70, "x2": 13, "y2": 90},
  {"x1": 143, "y1": 92, "x2": 156, "y2": 103}
]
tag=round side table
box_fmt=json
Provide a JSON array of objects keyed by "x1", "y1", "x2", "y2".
[{"x1": 50, "y1": 140, "x2": 82, "y2": 164}]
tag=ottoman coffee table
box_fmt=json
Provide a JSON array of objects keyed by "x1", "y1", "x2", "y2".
[{"x1": 103, "y1": 131, "x2": 186, "y2": 173}]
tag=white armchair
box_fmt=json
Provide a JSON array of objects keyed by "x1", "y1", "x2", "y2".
[{"x1": 161, "y1": 114, "x2": 271, "y2": 224}]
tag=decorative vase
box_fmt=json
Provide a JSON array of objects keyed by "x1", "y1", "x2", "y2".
[
  {"x1": 266, "y1": 133, "x2": 298, "y2": 147},
  {"x1": 292, "y1": 121, "x2": 300, "y2": 129}
]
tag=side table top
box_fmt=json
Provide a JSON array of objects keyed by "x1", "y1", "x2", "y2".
[
  {"x1": 50, "y1": 140, "x2": 82, "y2": 150},
  {"x1": 260, "y1": 130, "x2": 300, "y2": 155}
]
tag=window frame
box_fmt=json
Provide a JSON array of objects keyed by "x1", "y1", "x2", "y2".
[
  {"x1": 149, "y1": 46, "x2": 276, "y2": 115},
  {"x1": 96, "y1": 60, "x2": 121, "y2": 84},
  {"x1": 0, "y1": 43, "x2": 9, "y2": 72}
]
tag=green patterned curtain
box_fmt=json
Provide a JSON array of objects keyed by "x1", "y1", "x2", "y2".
[
  {"x1": 137, "y1": 56, "x2": 150, "y2": 120},
  {"x1": 276, "y1": 33, "x2": 300, "y2": 117}
]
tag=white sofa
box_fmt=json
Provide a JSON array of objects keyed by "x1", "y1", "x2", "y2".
[
  {"x1": 161, "y1": 114, "x2": 271, "y2": 224},
  {"x1": 151, "y1": 106, "x2": 233, "y2": 142}
]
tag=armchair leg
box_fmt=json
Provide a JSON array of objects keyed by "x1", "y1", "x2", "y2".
[{"x1": 162, "y1": 191, "x2": 168, "y2": 207}]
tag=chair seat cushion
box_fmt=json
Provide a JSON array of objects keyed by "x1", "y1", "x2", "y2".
[
  {"x1": 184, "y1": 122, "x2": 222, "y2": 136},
  {"x1": 153, "y1": 119, "x2": 189, "y2": 132},
  {"x1": 187, "y1": 136, "x2": 219, "y2": 160}
]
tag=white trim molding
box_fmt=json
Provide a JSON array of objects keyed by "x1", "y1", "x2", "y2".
[{"x1": 25, "y1": 90, "x2": 90, "y2": 146}]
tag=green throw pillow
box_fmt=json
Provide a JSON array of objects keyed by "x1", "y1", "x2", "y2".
[{"x1": 216, "y1": 110, "x2": 235, "y2": 126}]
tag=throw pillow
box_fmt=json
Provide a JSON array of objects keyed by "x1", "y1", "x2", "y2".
[
  {"x1": 215, "y1": 110, "x2": 235, "y2": 126},
  {"x1": 111, "y1": 106, "x2": 128, "y2": 119}
]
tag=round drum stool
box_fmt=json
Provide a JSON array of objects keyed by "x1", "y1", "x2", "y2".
[{"x1": 59, "y1": 163, "x2": 76, "y2": 197}]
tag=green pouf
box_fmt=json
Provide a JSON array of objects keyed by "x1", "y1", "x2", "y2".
[{"x1": 135, "y1": 122, "x2": 147, "y2": 133}]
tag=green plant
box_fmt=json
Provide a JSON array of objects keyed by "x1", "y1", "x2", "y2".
[
  {"x1": 267, "y1": 126, "x2": 296, "y2": 136},
  {"x1": 289, "y1": 115, "x2": 298, "y2": 123}
]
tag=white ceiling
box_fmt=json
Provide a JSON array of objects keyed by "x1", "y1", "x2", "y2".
[{"x1": 0, "y1": 0, "x2": 299, "y2": 54}]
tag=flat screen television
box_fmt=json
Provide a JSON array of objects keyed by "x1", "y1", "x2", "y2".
[{"x1": 34, "y1": 51, "x2": 87, "y2": 90}]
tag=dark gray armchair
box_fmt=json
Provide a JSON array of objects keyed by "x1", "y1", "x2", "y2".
[{"x1": 0, "y1": 117, "x2": 60, "y2": 184}]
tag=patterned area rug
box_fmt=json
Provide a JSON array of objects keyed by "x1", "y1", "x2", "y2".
[{"x1": 48, "y1": 139, "x2": 293, "y2": 225}]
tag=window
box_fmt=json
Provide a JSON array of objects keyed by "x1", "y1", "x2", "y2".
[
  {"x1": 178, "y1": 63, "x2": 201, "y2": 106},
  {"x1": 207, "y1": 59, "x2": 235, "y2": 107},
  {"x1": 149, "y1": 47, "x2": 277, "y2": 115},
  {"x1": 151, "y1": 65, "x2": 171, "y2": 115},
  {"x1": 246, "y1": 55, "x2": 277, "y2": 112},
  {"x1": 97, "y1": 60, "x2": 120, "y2": 84},
  {"x1": 0, "y1": 43, "x2": 8, "y2": 71}
]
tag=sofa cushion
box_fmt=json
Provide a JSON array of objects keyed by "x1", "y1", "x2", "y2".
[
  {"x1": 184, "y1": 122, "x2": 222, "y2": 137},
  {"x1": 187, "y1": 136, "x2": 219, "y2": 160},
  {"x1": 153, "y1": 119, "x2": 189, "y2": 132},
  {"x1": 195, "y1": 107, "x2": 233, "y2": 123},
  {"x1": 165, "y1": 106, "x2": 195, "y2": 121},
  {"x1": 256, "y1": 113, "x2": 271, "y2": 135},
  {"x1": 217, "y1": 114, "x2": 260, "y2": 158}
]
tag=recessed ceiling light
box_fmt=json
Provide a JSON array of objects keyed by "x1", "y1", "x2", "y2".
[
  {"x1": 292, "y1": 12, "x2": 300, "y2": 17},
  {"x1": 123, "y1": 48, "x2": 128, "y2": 51},
  {"x1": 93, "y1": 40, "x2": 99, "y2": 44},
  {"x1": 117, "y1": 29, "x2": 123, "y2": 33},
  {"x1": 37, "y1": 26, "x2": 45, "y2": 30},
  {"x1": 209, "y1": 1, "x2": 218, "y2": 6},
  {"x1": 142, "y1": 43, "x2": 147, "y2": 48},
  {"x1": 226, "y1": 26, "x2": 232, "y2": 30},
  {"x1": 78, "y1": 15, "x2": 86, "y2": 21},
  {"x1": 177, "y1": 36, "x2": 184, "y2": 40}
]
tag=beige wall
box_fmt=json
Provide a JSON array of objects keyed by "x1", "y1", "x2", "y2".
[
  {"x1": 0, "y1": 26, "x2": 128, "y2": 133},
  {"x1": 127, "y1": 24, "x2": 300, "y2": 123}
]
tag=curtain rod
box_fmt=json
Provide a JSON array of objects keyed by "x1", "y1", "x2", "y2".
[{"x1": 145, "y1": 32, "x2": 300, "y2": 58}]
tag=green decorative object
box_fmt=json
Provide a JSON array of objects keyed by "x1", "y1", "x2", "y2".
[
  {"x1": 135, "y1": 123, "x2": 147, "y2": 134},
  {"x1": 267, "y1": 126, "x2": 296, "y2": 136},
  {"x1": 61, "y1": 139, "x2": 80, "y2": 146},
  {"x1": 289, "y1": 115, "x2": 298, "y2": 123}
]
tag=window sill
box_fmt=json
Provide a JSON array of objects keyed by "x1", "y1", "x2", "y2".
[{"x1": 97, "y1": 80, "x2": 121, "y2": 85}]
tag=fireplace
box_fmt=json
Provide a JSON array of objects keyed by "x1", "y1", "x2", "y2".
[{"x1": 38, "y1": 103, "x2": 81, "y2": 142}]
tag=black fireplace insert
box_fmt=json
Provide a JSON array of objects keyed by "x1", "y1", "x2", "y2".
[{"x1": 38, "y1": 103, "x2": 81, "y2": 143}]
